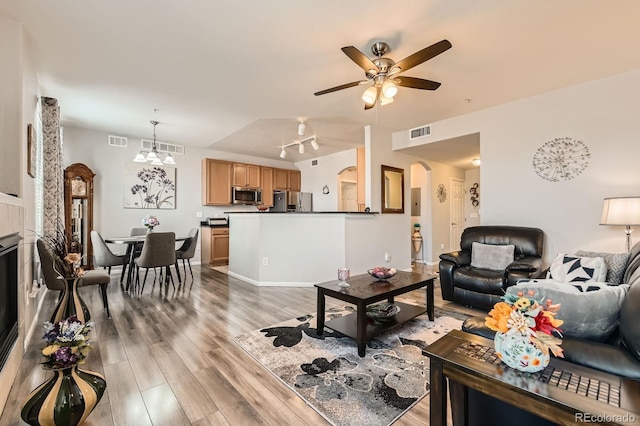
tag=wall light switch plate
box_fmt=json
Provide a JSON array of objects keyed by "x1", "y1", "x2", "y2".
[{"x1": 196, "y1": 211, "x2": 203, "y2": 218}]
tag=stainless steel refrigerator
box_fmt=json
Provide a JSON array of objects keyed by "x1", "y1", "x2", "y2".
[{"x1": 271, "y1": 191, "x2": 313, "y2": 212}]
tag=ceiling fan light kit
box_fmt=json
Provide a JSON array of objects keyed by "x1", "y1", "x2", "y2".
[{"x1": 314, "y1": 39, "x2": 452, "y2": 109}]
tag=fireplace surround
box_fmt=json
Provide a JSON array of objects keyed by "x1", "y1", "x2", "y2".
[{"x1": 0, "y1": 232, "x2": 20, "y2": 373}]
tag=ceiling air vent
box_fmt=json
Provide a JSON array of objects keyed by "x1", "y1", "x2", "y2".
[
  {"x1": 141, "y1": 139, "x2": 185, "y2": 155},
  {"x1": 108, "y1": 135, "x2": 128, "y2": 147},
  {"x1": 409, "y1": 124, "x2": 431, "y2": 140},
  {"x1": 311, "y1": 160, "x2": 318, "y2": 166}
]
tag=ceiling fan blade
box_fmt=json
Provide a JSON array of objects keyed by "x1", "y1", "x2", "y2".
[
  {"x1": 364, "y1": 86, "x2": 381, "y2": 110},
  {"x1": 389, "y1": 39, "x2": 452, "y2": 76},
  {"x1": 341, "y1": 46, "x2": 378, "y2": 75},
  {"x1": 314, "y1": 80, "x2": 367, "y2": 96},
  {"x1": 395, "y1": 76, "x2": 441, "y2": 90}
]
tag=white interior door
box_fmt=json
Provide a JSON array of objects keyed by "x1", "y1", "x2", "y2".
[{"x1": 450, "y1": 178, "x2": 465, "y2": 250}]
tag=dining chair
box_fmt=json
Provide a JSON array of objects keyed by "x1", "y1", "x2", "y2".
[
  {"x1": 175, "y1": 228, "x2": 199, "y2": 281},
  {"x1": 134, "y1": 232, "x2": 177, "y2": 293},
  {"x1": 36, "y1": 239, "x2": 112, "y2": 318},
  {"x1": 91, "y1": 231, "x2": 128, "y2": 284}
]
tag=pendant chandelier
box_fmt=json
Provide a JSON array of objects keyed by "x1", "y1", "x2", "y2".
[{"x1": 133, "y1": 120, "x2": 176, "y2": 165}]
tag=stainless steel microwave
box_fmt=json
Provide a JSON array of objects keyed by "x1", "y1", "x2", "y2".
[{"x1": 232, "y1": 187, "x2": 262, "y2": 205}]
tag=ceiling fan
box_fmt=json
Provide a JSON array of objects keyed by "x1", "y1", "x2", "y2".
[{"x1": 314, "y1": 39, "x2": 452, "y2": 110}]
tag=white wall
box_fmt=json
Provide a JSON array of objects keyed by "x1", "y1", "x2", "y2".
[
  {"x1": 393, "y1": 69, "x2": 640, "y2": 264},
  {"x1": 62, "y1": 126, "x2": 294, "y2": 262},
  {"x1": 410, "y1": 163, "x2": 432, "y2": 263},
  {"x1": 0, "y1": 16, "x2": 22, "y2": 196},
  {"x1": 296, "y1": 148, "x2": 357, "y2": 212},
  {"x1": 465, "y1": 168, "x2": 481, "y2": 227}
]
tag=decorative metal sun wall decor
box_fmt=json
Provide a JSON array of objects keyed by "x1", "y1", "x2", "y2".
[{"x1": 532, "y1": 137, "x2": 590, "y2": 182}]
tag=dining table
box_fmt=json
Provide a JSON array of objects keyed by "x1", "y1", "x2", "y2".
[{"x1": 104, "y1": 234, "x2": 188, "y2": 292}]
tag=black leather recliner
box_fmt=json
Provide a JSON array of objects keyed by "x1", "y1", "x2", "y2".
[{"x1": 439, "y1": 225, "x2": 545, "y2": 311}]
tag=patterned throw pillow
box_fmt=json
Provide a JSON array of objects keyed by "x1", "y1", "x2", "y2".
[
  {"x1": 575, "y1": 250, "x2": 631, "y2": 285},
  {"x1": 548, "y1": 253, "x2": 608, "y2": 283}
]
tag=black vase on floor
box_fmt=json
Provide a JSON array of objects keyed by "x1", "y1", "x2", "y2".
[
  {"x1": 21, "y1": 365, "x2": 106, "y2": 426},
  {"x1": 50, "y1": 277, "x2": 91, "y2": 324}
]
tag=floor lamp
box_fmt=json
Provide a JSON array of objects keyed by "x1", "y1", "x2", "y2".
[{"x1": 600, "y1": 196, "x2": 640, "y2": 252}]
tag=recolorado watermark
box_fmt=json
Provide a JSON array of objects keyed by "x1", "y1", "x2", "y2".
[{"x1": 575, "y1": 412, "x2": 637, "y2": 423}]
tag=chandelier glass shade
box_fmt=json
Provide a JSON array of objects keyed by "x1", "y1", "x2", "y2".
[{"x1": 133, "y1": 120, "x2": 176, "y2": 166}]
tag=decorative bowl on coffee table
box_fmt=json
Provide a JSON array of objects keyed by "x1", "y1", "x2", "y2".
[{"x1": 367, "y1": 267, "x2": 397, "y2": 281}]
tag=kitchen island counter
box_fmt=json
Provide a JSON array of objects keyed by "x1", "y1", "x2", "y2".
[{"x1": 226, "y1": 212, "x2": 409, "y2": 286}]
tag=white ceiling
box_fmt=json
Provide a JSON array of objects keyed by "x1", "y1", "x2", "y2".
[{"x1": 2, "y1": 1, "x2": 640, "y2": 166}]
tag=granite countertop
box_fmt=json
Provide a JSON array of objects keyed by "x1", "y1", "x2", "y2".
[{"x1": 224, "y1": 211, "x2": 379, "y2": 215}]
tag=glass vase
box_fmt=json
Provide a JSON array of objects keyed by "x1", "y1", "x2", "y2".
[
  {"x1": 50, "y1": 276, "x2": 91, "y2": 324},
  {"x1": 494, "y1": 331, "x2": 549, "y2": 373},
  {"x1": 21, "y1": 365, "x2": 107, "y2": 426}
]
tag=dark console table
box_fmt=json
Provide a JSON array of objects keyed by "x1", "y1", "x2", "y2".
[
  {"x1": 315, "y1": 270, "x2": 435, "y2": 357},
  {"x1": 424, "y1": 330, "x2": 640, "y2": 426}
]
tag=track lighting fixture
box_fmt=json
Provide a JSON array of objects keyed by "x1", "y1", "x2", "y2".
[
  {"x1": 298, "y1": 120, "x2": 306, "y2": 136},
  {"x1": 278, "y1": 135, "x2": 319, "y2": 158}
]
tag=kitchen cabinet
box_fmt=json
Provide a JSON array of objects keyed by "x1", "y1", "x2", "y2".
[
  {"x1": 274, "y1": 168, "x2": 288, "y2": 190},
  {"x1": 201, "y1": 226, "x2": 229, "y2": 266},
  {"x1": 233, "y1": 163, "x2": 261, "y2": 188},
  {"x1": 202, "y1": 159, "x2": 232, "y2": 205},
  {"x1": 261, "y1": 167, "x2": 274, "y2": 207},
  {"x1": 288, "y1": 170, "x2": 301, "y2": 192},
  {"x1": 274, "y1": 168, "x2": 301, "y2": 191}
]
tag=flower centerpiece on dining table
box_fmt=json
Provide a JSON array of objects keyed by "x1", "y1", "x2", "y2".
[
  {"x1": 485, "y1": 290, "x2": 564, "y2": 372},
  {"x1": 142, "y1": 214, "x2": 160, "y2": 232},
  {"x1": 21, "y1": 316, "x2": 107, "y2": 426}
]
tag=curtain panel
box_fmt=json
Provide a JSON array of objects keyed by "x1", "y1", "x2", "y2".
[{"x1": 41, "y1": 97, "x2": 64, "y2": 237}]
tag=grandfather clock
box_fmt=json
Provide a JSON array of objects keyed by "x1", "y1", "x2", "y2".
[{"x1": 64, "y1": 163, "x2": 95, "y2": 269}]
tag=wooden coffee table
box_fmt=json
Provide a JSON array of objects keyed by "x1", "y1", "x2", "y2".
[
  {"x1": 424, "y1": 330, "x2": 640, "y2": 426},
  {"x1": 315, "y1": 270, "x2": 436, "y2": 357}
]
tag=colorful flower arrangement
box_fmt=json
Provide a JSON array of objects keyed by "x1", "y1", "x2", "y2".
[
  {"x1": 41, "y1": 316, "x2": 94, "y2": 369},
  {"x1": 485, "y1": 291, "x2": 565, "y2": 358},
  {"x1": 142, "y1": 214, "x2": 160, "y2": 230}
]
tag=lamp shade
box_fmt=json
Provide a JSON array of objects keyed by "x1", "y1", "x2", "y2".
[
  {"x1": 600, "y1": 197, "x2": 640, "y2": 225},
  {"x1": 134, "y1": 152, "x2": 147, "y2": 163},
  {"x1": 382, "y1": 80, "x2": 398, "y2": 98},
  {"x1": 362, "y1": 86, "x2": 377, "y2": 105}
]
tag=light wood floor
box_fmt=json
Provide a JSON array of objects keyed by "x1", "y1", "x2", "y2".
[{"x1": 0, "y1": 265, "x2": 483, "y2": 426}]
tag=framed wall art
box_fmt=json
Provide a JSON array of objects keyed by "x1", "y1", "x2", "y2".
[
  {"x1": 27, "y1": 123, "x2": 36, "y2": 178},
  {"x1": 123, "y1": 163, "x2": 176, "y2": 209}
]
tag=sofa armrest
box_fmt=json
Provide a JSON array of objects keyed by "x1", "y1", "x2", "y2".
[
  {"x1": 561, "y1": 337, "x2": 640, "y2": 380},
  {"x1": 439, "y1": 251, "x2": 471, "y2": 267},
  {"x1": 506, "y1": 256, "x2": 543, "y2": 272},
  {"x1": 462, "y1": 316, "x2": 496, "y2": 340},
  {"x1": 505, "y1": 257, "x2": 544, "y2": 287}
]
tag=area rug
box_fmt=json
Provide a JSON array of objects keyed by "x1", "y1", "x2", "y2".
[{"x1": 233, "y1": 305, "x2": 470, "y2": 426}]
